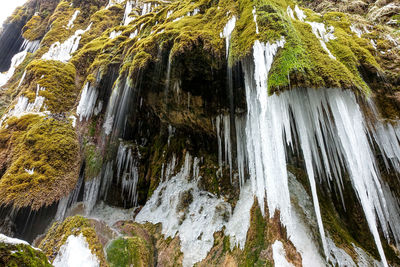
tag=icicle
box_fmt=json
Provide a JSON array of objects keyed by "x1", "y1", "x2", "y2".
[
  {"x1": 21, "y1": 39, "x2": 40, "y2": 53},
  {"x1": 77, "y1": 82, "x2": 99, "y2": 121},
  {"x1": 294, "y1": 5, "x2": 306, "y2": 21},
  {"x1": 220, "y1": 16, "x2": 237, "y2": 58},
  {"x1": 243, "y1": 86, "x2": 394, "y2": 265},
  {"x1": 106, "y1": 0, "x2": 124, "y2": 9},
  {"x1": 216, "y1": 115, "x2": 222, "y2": 167},
  {"x1": 235, "y1": 115, "x2": 247, "y2": 188},
  {"x1": 223, "y1": 114, "x2": 233, "y2": 182},
  {"x1": 243, "y1": 37, "x2": 289, "y2": 219},
  {"x1": 102, "y1": 79, "x2": 135, "y2": 137},
  {"x1": 67, "y1": 10, "x2": 80, "y2": 29},
  {"x1": 252, "y1": 7, "x2": 259, "y2": 34},
  {"x1": 55, "y1": 171, "x2": 84, "y2": 221},
  {"x1": 0, "y1": 85, "x2": 47, "y2": 125},
  {"x1": 123, "y1": 1, "x2": 134, "y2": 26}
]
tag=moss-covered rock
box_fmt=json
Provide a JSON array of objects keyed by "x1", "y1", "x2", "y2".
[
  {"x1": 0, "y1": 115, "x2": 80, "y2": 210},
  {"x1": 106, "y1": 236, "x2": 154, "y2": 267},
  {"x1": 23, "y1": 59, "x2": 77, "y2": 113}
]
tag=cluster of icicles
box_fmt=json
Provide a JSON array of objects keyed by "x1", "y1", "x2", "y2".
[{"x1": 213, "y1": 10, "x2": 400, "y2": 267}]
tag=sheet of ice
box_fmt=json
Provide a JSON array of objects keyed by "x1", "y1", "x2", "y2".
[
  {"x1": 225, "y1": 181, "x2": 253, "y2": 249},
  {"x1": 53, "y1": 234, "x2": 99, "y2": 267},
  {"x1": 42, "y1": 23, "x2": 92, "y2": 62},
  {"x1": 287, "y1": 172, "x2": 326, "y2": 266},
  {"x1": 136, "y1": 153, "x2": 232, "y2": 267},
  {"x1": 0, "y1": 234, "x2": 30, "y2": 246},
  {"x1": 327, "y1": 237, "x2": 356, "y2": 266}
]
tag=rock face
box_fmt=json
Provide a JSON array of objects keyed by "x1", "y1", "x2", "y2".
[{"x1": 0, "y1": 0, "x2": 399, "y2": 266}]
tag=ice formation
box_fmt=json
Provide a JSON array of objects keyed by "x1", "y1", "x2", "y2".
[
  {"x1": 136, "y1": 154, "x2": 232, "y2": 267},
  {"x1": 0, "y1": 39, "x2": 40, "y2": 86},
  {"x1": 53, "y1": 234, "x2": 99, "y2": 267},
  {"x1": 67, "y1": 10, "x2": 80, "y2": 29},
  {"x1": 77, "y1": 82, "x2": 99, "y2": 121},
  {"x1": 272, "y1": 241, "x2": 295, "y2": 267},
  {"x1": 123, "y1": 1, "x2": 134, "y2": 26},
  {"x1": 0, "y1": 234, "x2": 30, "y2": 246},
  {"x1": 42, "y1": 23, "x2": 92, "y2": 62},
  {"x1": 220, "y1": 16, "x2": 237, "y2": 58}
]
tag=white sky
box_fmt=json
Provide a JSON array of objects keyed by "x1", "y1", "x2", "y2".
[{"x1": 0, "y1": 0, "x2": 27, "y2": 26}]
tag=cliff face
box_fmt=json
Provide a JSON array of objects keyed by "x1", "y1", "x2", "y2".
[{"x1": 0, "y1": 0, "x2": 399, "y2": 266}]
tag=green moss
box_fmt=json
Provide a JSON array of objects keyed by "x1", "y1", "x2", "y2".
[
  {"x1": 39, "y1": 216, "x2": 107, "y2": 266},
  {"x1": 0, "y1": 115, "x2": 80, "y2": 210},
  {"x1": 106, "y1": 236, "x2": 154, "y2": 267},
  {"x1": 84, "y1": 142, "x2": 103, "y2": 179},
  {"x1": 239, "y1": 201, "x2": 270, "y2": 267},
  {"x1": 22, "y1": 15, "x2": 48, "y2": 41},
  {"x1": 0, "y1": 242, "x2": 51, "y2": 267},
  {"x1": 257, "y1": 4, "x2": 378, "y2": 94},
  {"x1": 24, "y1": 60, "x2": 77, "y2": 113},
  {"x1": 230, "y1": 0, "x2": 257, "y2": 62},
  {"x1": 38, "y1": 2, "x2": 77, "y2": 50}
]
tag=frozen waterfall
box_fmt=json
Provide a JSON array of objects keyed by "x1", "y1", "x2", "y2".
[{"x1": 241, "y1": 36, "x2": 400, "y2": 266}]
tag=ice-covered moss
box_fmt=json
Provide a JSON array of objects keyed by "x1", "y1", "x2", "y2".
[
  {"x1": 70, "y1": 5, "x2": 124, "y2": 78},
  {"x1": 0, "y1": 240, "x2": 51, "y2": 267},
  {"x1": 39, "y1": 215, "x2": 107, "y2": 266},
  {"x1": 24, "y1": 59, "x2": 77, "y2": 113},
  {"x1": 249, "y1": 2, "x2": 380, "y2": 94},
  {"x1": 0, "y1": 115, "x2": 80, "y2": 210}
]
